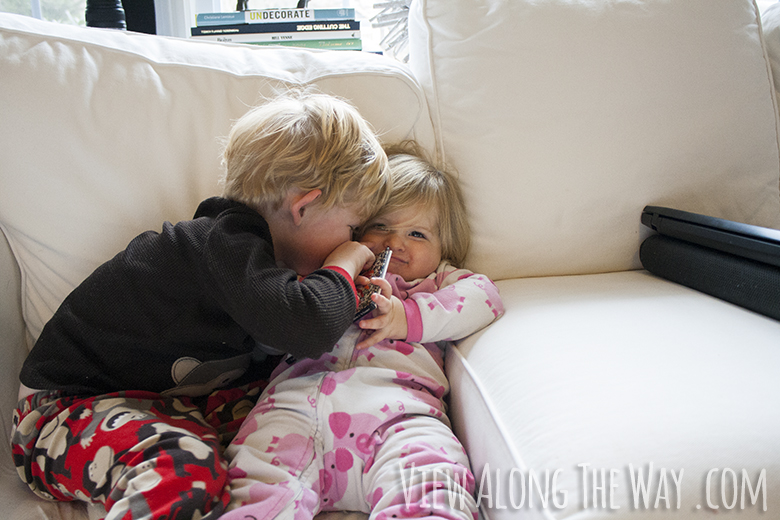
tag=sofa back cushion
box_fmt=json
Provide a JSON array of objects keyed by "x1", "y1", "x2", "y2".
[
  {"x1": 409, "y1": 0, "x2": 780, "y2": 280},
  {"x1": 0, "y1": 13, "x2": 434, "y2": 343}
]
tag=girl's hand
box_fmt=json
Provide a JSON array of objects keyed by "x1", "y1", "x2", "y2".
[{"x1": 355, "y1": 277, "x2": 408, "y2": 349}]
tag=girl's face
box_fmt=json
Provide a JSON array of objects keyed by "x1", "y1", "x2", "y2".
[{"x1": 361, "y1": 203, "x2": 442, "y2": 282}]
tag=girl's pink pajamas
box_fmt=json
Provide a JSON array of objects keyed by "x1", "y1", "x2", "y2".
[{"x1": 224, "y1": 262, "x2": 503, "y2": 520}]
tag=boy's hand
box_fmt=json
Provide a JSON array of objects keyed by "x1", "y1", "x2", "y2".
[
  {"x1": 355, "y1": 277, "x2": 408, "y2": 349},
  {"x1": 322, "y1": 242, "x2": 375, "y2": 280}
]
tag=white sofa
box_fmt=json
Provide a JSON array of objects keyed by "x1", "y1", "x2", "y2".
[{"x1": 2, "y1": 1, "x2": 780, "y2": 519}]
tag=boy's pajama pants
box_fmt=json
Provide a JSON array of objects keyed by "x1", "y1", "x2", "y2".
[
  {"x1": 11, "y1": 380, "x2": 266, "y2": 520},
  {"x1": 223, "y1": 362, "x2": 478, "y2": 520}
]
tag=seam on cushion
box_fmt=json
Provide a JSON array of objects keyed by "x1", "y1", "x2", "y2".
[
  {"x1": 417, "y1": 0, "x2": 447, "y2": 167},
  {"x1": 446, "y1": 343, "x2": 557, "y2": 520},
  {"x1": 753, "y1": 0, "x2": 780, "y2": 210},
  {"x1": 313, "y1": 68, "x2": 430, "y2": 139}
]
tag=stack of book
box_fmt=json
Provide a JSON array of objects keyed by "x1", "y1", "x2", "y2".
[{"x1": 190, "y1": 7, "x2": 361, "y2": 51}]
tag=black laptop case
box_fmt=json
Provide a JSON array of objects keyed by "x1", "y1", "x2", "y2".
[{"x1": 640, "y1": 206, "x2": 780, "y2": 321}]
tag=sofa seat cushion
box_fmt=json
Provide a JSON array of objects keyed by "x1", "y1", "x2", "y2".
[
  {"x1": 448, "y1": 270, "x2": 780, "y2": 519},
  {"x1": 409, "y1": 0, "x2": 780, "y2": 280}
]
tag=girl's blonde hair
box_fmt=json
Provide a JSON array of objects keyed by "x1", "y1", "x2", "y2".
[
  {"x1": 221, "y1": 89, "x2": 389, "y2": 219},
  {"x1": 368, "y1": 142, "x2": 471, "y2": 267}
]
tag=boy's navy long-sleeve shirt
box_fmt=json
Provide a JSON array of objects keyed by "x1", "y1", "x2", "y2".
[{"x1": 20, "y1": 197, "x2": 357, "y2": 396}]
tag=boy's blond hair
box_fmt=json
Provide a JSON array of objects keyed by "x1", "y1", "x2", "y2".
[
  {"x1": 368, "y1": 143, "x2": 471, "y2": 267},
  {"x1": 221, "y1": 89, "x2": 389, "y2": 219}
]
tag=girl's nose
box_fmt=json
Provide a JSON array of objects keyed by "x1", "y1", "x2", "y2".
[{"x1": 386, "y1": 233, "x2": 404, "y2": 251}]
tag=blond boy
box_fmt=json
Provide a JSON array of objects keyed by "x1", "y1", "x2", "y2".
[{"x1": 11, "y1": 90, "x2": 389, "y2": 520}]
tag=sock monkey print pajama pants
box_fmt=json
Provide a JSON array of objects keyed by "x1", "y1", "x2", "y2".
[{"x1": 11, "y1": 380, "x2": 267, "y2": 520}]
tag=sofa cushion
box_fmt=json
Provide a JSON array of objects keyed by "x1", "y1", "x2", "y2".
[
  {"x1": 409, "y1": 0, "x2": 780, "y2": 280},
  {"x1": 0, "y1": 13, "x2": 434, "y2": 344},
  {"x1": 448, "y1": 270, "x2": 780, "y2": 519}
]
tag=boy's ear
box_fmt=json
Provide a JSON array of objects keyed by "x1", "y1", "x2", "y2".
[{"x1": 289, "y1": 189, "x2": 322, "y2": 226}]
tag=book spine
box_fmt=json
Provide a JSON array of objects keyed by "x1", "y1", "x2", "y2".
[
  {"x1": 191, "y1": 30, "x2": 360, "y2": 44},
  {"x1": 197, "y1": 8, "x2": 355, "y2": 27},
  {"x1": 247, "y1": 39, "x2": 362, "y2": 51},
  {"x1": 196, "y1": 12, "x2": 244, "y2": 25},
  {"x1": 191, "y1": 20, "x2": 359, "y2": 37}
]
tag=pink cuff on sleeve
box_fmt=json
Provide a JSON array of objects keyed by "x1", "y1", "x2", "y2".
[
  {"x1": 403, "y1": 298, "x2": 423, "y2": 342},
  {"x1": 322, "y1": 266, "x2": 358, "y2": 307}
]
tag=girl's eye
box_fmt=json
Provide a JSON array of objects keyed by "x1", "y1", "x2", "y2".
[{"x1": 410, "y1": 230, "x2": 426, "y2": 239}]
